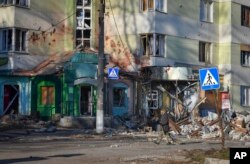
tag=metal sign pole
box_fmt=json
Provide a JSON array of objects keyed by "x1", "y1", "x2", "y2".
[
  {"x1": 214, "y1": 89, "x2": 225, "y2": 149},
  {"x1": 199, "y1": 67, "x2": 224, "y2": 149}
]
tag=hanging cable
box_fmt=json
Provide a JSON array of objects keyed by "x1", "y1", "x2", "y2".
[{"x1": 107, "y1": 0, "x2": 137, "y2": 72}]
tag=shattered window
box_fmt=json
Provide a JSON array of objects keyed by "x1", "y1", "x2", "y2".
[
  {"x1": 0, "y1": 28, "x2": 27, "y2": 52},
  {"x1": 199, "y1": 41, "x2": 212, "y2": 63},
  {"x1": 0, "y1": 29, "x2": 12, "y2": 51},
  {"x1": 200, "y1": 0, "x2": 213, "y2": 22},
  {"x1": 113, "y1": 88, "x2": 126, "y2": 107},
  {"x1": 0, "y1": 0, "x2": 13, "y2": 5},
  {"x1": 0, "y1": 0, "x2": 29, "y2": 7},
  {"x1": 147, "y1": 90, "x2": 158, "y2": 109},
  {"x1": 241, "y1": 86, "x2": 250, "y2": 106},
  {"x1": 140, "y1": 0, "x2": 167, "y2": 12},
  {"x1": 15, "y1": 29, "x2": 27, "y2": 52},
  {"x1": 41, "y1": 86, "x2": 55, "y2": 105},
  {"x1": 77, "y1": 0, "x2": 91, "y2": 6},
  {"x1": 76, "y1": 0, "x2": 92, "y2": 49},
  {"x1": 241, "y1": 51, "x2": 250, "y2": 66},
  {"x1": 242, "y1": 5, "x2": 250, "y2": 27},
  {"x1": 140, "y1": 34, "x2": 165, "y2": 56}
]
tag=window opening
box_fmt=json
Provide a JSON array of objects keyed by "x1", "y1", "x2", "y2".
[
  {"x1": 140, "y1": 34, "x2": 165, "y2": 56},
  {"x1": 199, "y1": 41, "x2": 212, "y2": 63},
  {"x1": 200, "y1": 0, "x2": 213, "y2": 22},
  {"x1": 76, "y1": 0, "x2": 92, "y2": 49},
  {"x1": 113, "y1": 88, "x2": 126, "y2": 107},
  {"x1": 241, "y1": 86, "x2": 250, "y2": 106}
]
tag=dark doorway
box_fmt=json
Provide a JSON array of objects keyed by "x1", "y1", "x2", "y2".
[
  {"x1": 80, "y1": 86, "x2": 92, "y2": 115},
  {"x1": 3, "y1": 85, "x2": 19, "y2": 114}
]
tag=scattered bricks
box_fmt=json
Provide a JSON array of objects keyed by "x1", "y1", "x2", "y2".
[
  {"x1": 0, "y1": 115, "x2": 11, "y2": 124},
  {"x1": 240, "y1": 135, "x2": 250, "y2": 141},
  {"x1": 202, "y1": 132, "x2": 220, "y2": 139},
  {"x1": 229, "y1": 130, "x2": 243, "y2": 141},
  {"x1": 244, "y1": 115, "x2": 250, "y2": 124},
  {"x1": 144, "y1": 126, "x2": 152, "y2": 132},
  {"x1": 235, "y1": 117, "x2": 246, "y2": 128}
]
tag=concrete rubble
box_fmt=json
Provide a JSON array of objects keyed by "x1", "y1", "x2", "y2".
[{"x1": 1, "y1": 108, "x2": 250, "y2": 143}]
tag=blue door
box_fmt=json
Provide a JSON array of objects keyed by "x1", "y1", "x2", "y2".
[{"x1": 112, "y1": 83, "x2": 128, "y2": 116}]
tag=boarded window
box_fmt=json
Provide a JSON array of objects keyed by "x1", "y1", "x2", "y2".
[{"x1": 41, "y1": 86, "x2": 55, "y2": 105}]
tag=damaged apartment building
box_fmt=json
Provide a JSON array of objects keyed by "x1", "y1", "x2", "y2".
[
  {"x1": 105, "y1": 0, "x2": 250, "y2": 122},
  {"x1": 0, "y1": 0, "x2": 136, "y2": 126},
  {"x1": 1, "y1": 0, "x2": 250, "y2": 128}
]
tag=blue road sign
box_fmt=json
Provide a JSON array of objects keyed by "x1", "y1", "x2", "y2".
[
  {"x1": 108, "y1": 67, "x2": 119, "y2": 79},
  {"x1": 199, "y1": 67, "x2": 220, "y2": 91}
]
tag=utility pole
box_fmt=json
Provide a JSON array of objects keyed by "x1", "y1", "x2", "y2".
[{"x1": 96, "y1": 0, "x2": 105, "y2": 134}]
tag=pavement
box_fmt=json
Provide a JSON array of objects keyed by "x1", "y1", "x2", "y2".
[{"x1": 0, "y1": 128, "x2": 249, "y2": 163}]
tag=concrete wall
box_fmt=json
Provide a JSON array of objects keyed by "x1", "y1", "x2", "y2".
[
  {"x1": 0, "y1": 0, "x2": 99, "y2": 56},
  {"x1": 0, "y1": 6, "x2": 15, "y2": 27},
  {"x1": 105, "y1": 0, "x2": 221, "y2": 70}
]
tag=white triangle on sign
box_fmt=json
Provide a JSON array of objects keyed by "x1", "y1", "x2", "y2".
[
  {"x1": 109, "y1": 69, "x2": 118, "y2": 78},
  {"x1": 202, "y1": 70, "x2": 218, "y2": 86}
]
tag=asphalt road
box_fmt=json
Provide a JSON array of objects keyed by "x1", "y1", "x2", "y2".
[{"x1": 0, "y1": 130, "x2": 248, "y2": 164}]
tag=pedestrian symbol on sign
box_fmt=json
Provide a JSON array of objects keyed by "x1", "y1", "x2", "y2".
[
  {"x1": 199, "y1": 67, "x2": 220, "y2": 91},
  {"x1": 202, "y1": 70, "x2": 218, "y2": 86},
  {"x1": 108, "y1": 67, "x2": 119, "y2": 79}
]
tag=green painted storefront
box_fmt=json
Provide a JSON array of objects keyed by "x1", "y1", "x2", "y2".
[{"x1": 31, "y1": 52, "x2": 98, "y2": 120}]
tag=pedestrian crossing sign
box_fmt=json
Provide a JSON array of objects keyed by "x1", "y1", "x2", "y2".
[
  {"x1": 108, "y1": 67, "x2": 119, "y2": 79},
  {"x1": 199, "y1": 67, "x2": 220, "y2": 91}
]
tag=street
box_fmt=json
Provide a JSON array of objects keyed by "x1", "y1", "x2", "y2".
[{"x1": 0, "y1": 129, "x2": 248, "y2": 164}]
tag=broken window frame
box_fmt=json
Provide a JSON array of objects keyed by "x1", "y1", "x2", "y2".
[
  {"x1": 241, "y1": 86, "x2": 250, "y2": 107},
  {"x1": 0, "y1": 28, "x2": 28, "y2": 53},
  {"x1": 147, "y1": 90, "x2": 159, "y2": 109},
  {"x1": 140, "y1": 0, "x2": 167, "y2": 13},
  {"x1": 199, "y1": 41, "x2": 212, "y2": 63},
  {"x1": 200, "y1": 0, "x2": 213, "y2": 23},
  {"x1": 241, "y1": 51, "x2": 250, "y2": 66},
  {"x1": 242, "y1": 5, "x2": 250, "y2": 27},
  {"x1": 40, "y1": 86, "x2": 55, "y2": 106},
  {"x1": 76, "y1": 0, "x2": 92, "y2": 49},
  {"x1": 140, "y1": 33, "x2": 165, "y2": 57},
  {"x1": 0, "y1": 0, "x2": 29, "y2": 7}
]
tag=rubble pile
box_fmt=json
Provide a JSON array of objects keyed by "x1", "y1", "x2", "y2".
[
  {"x1": 176, "y1": 111, "x2": 250, "y2": 141},
  {"x1": 0, "y1": 114, "x2": 57, "y2": 132}
]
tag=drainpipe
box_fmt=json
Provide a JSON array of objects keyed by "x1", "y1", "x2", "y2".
[{"x1": 96, "y1": 0, "x2": 105, "y2": 134}]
